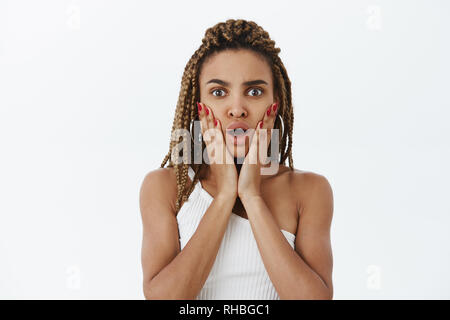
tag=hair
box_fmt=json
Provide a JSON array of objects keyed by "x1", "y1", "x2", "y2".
[{"x1": 160, "y1": 19, "x2": 294, "y2": 214}]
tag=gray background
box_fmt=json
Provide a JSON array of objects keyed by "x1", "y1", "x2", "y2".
[{"x1": 0, "y1": 0, "x2": 449, "y2": 299}]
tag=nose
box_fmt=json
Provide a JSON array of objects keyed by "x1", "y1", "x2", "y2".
[{"x1": 227, "y1": 105, "x2": 248, "y2": 118}]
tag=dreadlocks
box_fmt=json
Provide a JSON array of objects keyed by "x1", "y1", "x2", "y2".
[{"x1": 160, "y1": 19, "x2": 294, "y2": 214}]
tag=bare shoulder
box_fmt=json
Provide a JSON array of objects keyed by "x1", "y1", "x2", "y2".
[
  {"x1": 139, "y1": 167, "x2": 178, "y2": 216},
  {"x1": 139, "y1": 167, "x2": 183, "y2": 294},
  {"x1": 288, "y1": 167, "x2": 334, "y2": 298},
  {"x1": 289, "y1": 167, "x2": 332, "y2": 190},
  {"x1": 287, "y1": 167, "x2": 334, "y2": 217}
]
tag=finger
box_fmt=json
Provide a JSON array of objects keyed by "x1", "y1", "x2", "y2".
[
  {"x1": 204, "y1": 103, "x2": 213, "y2": 128},
  {"x1": 199, "y1": 102, "x2": 223, "y2": 164},
  {"x1": 261, "y1": 102, "x2": 278, "y2": 147},
  {"x1": 204, "y1": 104, "x2": 222, "y2": 152},
  {"x1": 204, "y1": 104, "x2": 219, "y2": 144},
  {"x1": 244, "y1": 121, "x2": 260, "y2": 165},
  {"x1": 198, "y1": 102, "x2": 213, "y2": 130},
  {"x1": 198, "y1": 102, "x2": 212, "y2": 146},
  {"x1": 258, "y1": 102, "x2": 277, "y2": 165},
  {"x1": 263, "y1": 102, "x2": 277, "y2": 127},
  {"x1": 215, "y1": 118, "x2": 233, "y2": 165},
  {"x1": 257, "y1": 120, "x2": 270, "y2": 165},
  {"x1": 209, "y1": 106, "x2": 222, "y2": 142}
]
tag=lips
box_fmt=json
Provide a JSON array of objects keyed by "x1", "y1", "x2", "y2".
[
  {"x1": 226, "y1": 121, "x2": 249, "y2": 131},
  {"x1": 226, "y1": 122, "x2": 249, "y2": 138}
]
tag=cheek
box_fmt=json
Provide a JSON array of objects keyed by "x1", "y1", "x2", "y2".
[{"x1": 207, "y1": 104, "x2": 226, "y2": 119}]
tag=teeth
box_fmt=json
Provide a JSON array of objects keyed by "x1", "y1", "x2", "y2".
[
  {"x1": 234, "y1": 128, "x2": 246, "y2": 135},
  {"x1": 229, "y1": 128, "x2": 246, "y2": 136}
]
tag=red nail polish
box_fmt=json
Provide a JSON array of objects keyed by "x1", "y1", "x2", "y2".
[
  {"x1": 205, "y1": 107, "x2": 209, "y2": 116},
  {"x1": 197, "y1": 102, "x2": 202, "y2": 112},
  {"x1": 214, "y1": 119, "x2": 217, "y2": 126},
  {"x1": 260, "y1": 121, "x2": 263, "y2": 128},
  {"x1": 267, "y1": 107, "x2": 271, "y2": 116},
  {"x1": 273, "y1": 103, "x2": 278, "y2": 112}
]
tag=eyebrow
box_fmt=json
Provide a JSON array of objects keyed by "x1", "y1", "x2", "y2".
[{"x1": 206, "y1": 79, "x2": 268, "y2": 87}]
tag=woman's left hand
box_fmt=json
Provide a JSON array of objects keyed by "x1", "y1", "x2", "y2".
[{"x1": 238, "y1": 102, "x2": 278, "y2": 200}]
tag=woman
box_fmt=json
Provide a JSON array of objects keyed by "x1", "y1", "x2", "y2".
[{"x1": 140, "y1": 19, "x2": 334, "y2": 300}]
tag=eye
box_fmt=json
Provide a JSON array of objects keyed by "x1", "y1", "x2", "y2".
[
  {"x1": 211, "y1": 88, "x2": 227, "y2": 97},
  {"x1": 247, "y1": 87, "x2": 264, "y2": 97}
]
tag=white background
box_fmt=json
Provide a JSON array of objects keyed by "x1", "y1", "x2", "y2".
[{"x1": 0, "y1": 0, "x2": 449, "y2": 299}]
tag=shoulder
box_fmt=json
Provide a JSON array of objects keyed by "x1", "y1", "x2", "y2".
[
  {"x1": 139, "y1": 167, "x2": 178, "y2": 214},
  {"x1": 140, "y1": 167, "x2": 177, "y2": 192},
  {"x1": 288, "y1": 167, "x2": 334, "y2": 218},
  {"x1": 287, "y1": 168, "x2": 334, "y2": 298},
  {"x1": 274, "y1": 164, "x2": 331, "y2": 190},
  {"x1": 290, "y1": 168, "x2": 333, "y2": 192}
]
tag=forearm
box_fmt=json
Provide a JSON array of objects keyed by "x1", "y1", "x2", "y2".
[
  {"x1": 145, "y1": 195, "x2": 235, "y2": 300},
  {"x1": 241, "y1": 195, "x2": 331, "y2": 300}
]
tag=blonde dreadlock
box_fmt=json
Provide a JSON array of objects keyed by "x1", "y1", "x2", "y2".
[{"x1": 160, "y1": 19, "x2": 295, "y2": 214}]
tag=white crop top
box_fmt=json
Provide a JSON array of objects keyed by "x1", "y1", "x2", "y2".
[{"x1": 176, "y1": 165, "x2": 296, "y2": 300}]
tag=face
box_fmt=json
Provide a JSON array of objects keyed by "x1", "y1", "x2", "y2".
[{"x1": 199, "y1": 49, "x2": 277, "y2": 158}]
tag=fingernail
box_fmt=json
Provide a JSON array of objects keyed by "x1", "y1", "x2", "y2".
[
  {"x1": 205, "y1": 107, "x2": 209, "y2": 116},
  {"x1": 214, "y1": 119, "x2": 218, "y2": 126},
  {"x1": 197, "y1": 102, "x2": 202, "y2": 112},
  {"x1": 266, "y1": 107, "x2": 271, "y2": 116},
  {"x1": 260, "y1": 121, "x2": 263, "y2": 128},
  {"x1": 273, "y1": 103, "x2": 278, "y2": 113}
]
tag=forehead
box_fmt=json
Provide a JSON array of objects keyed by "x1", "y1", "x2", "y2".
[{"x1": 199, "y1": 49, "x2": 272, "y2": 84}]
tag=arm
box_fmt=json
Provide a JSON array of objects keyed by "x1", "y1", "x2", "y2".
[
  {"x1": 241, "y1": 172, "x2": 334, "y2": 299},
  {"x1": 140, "y1": 169, "x2": 235, "y2": 300}
]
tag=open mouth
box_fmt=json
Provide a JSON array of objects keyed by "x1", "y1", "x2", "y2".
[
  {"x1": 226, "y1": 128, "x2": 249, "y2": 145},
  {"x1": 226, "y1": 128, "x2": 248, "y2": 136}
]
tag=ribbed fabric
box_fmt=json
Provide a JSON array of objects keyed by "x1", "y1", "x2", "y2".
[{"x1": 176, "y1": 165, "x2": 296, "y2": 300}]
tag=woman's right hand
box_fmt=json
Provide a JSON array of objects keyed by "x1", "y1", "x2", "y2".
[{"x1": 197, "y1": 102, "x2": 238, "y2": 200}]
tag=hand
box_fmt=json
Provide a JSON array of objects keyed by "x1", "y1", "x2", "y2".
[
  {"x1": 197, "y1": 102, "x2": 238, "y2": 200},
  {"x1": 238, "y1": 102, "x2": 278, "y2": 200}
]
